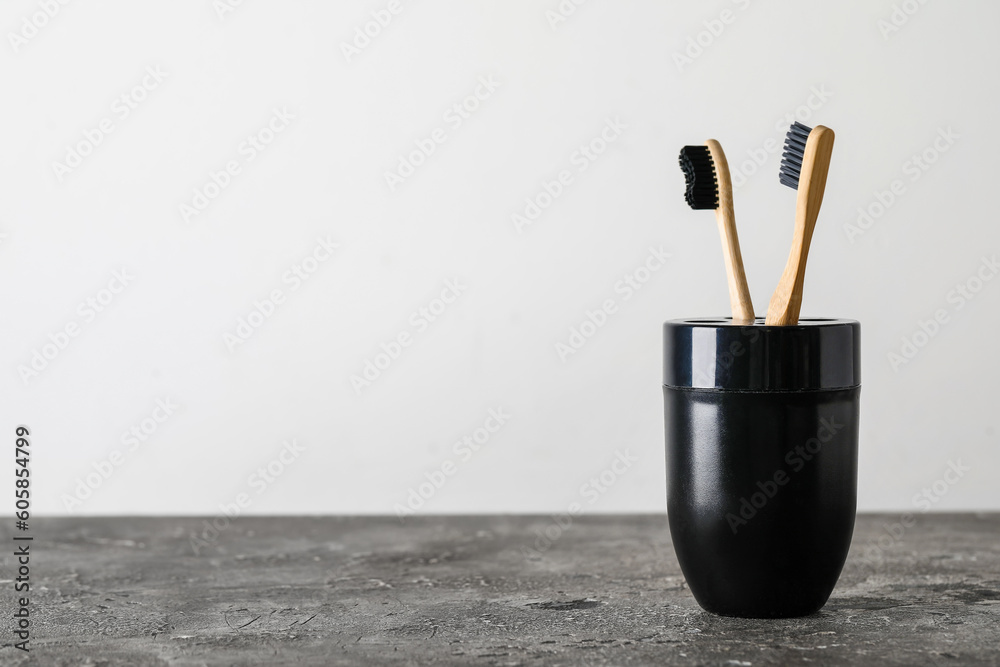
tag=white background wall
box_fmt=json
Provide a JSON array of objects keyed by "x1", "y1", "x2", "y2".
[{"x1": 2, "y1": 0, "x2": 998, "y2": 516}]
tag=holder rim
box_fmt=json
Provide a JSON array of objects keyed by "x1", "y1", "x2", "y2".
[{"x1": 663, "y1": 317, "x2": 861, "y2": 391}]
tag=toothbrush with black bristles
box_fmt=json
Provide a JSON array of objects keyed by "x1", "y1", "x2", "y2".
[
  {"x1": 679, "y1": 140, "x2": 755, "y2": 324},
  {"x1": 765, "y1": 122, "x2": 835, "y2": 326}
]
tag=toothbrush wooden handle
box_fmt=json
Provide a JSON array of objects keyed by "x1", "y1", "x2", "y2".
[
  {"x1": 765, "y1": 126, "x2": 835, "y2": 326},
  {"x1": 706, "y1": 139, "x2": 755, "y2": 325}
]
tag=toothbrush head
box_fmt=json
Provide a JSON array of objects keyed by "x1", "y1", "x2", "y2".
[
  {"x1": 679, "y1": 145, "x2": 718, "y2": 210},
  {"x1": 779, "y1": 121, "x2": 812, "y2": 189}
]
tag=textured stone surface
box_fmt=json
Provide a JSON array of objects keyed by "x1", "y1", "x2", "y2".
[{"x1": 1, "y1": 514, "x2": 998, "y2": 665}]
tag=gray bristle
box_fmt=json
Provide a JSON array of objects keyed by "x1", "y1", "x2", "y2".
[{"x1": 778, "y1": 122, "x2": 812, "y2": 190}]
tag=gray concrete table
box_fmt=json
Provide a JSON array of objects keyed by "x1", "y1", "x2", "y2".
[{"x1": 1, "y1": 514, "x2": 998, "y2": 665}]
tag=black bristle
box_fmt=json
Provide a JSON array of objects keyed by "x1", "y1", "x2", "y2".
[
  {"x1": 678, "y1": 145, "x2": 718, "y2": 210},
  {"x1": 778, "y1": 121, "x2": 812, "y2": 190}
]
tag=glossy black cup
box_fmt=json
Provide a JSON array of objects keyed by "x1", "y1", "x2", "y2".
[{"x1": 663, "y1": 317, "x2": 861, "y2": 618}]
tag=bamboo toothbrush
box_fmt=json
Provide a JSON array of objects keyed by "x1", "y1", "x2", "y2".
[
  {"x1": 679, "y1": 141, "x2": 755, "y2": 324},
  {"x1": 765, "y1": 122, "x2": 836, "y2": 326}
]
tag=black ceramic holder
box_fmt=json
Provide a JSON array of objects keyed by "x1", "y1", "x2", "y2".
[{"x1": 663, "y1": 317, "x2": 861, "y2": 618}]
